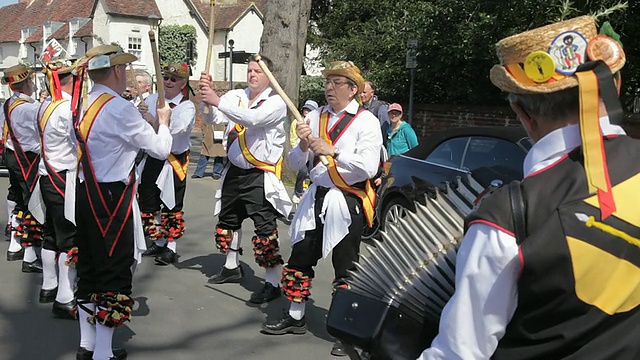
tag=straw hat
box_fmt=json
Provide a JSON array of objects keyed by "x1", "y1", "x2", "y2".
[
  {"x1": 490, "y1": 16, "x2": 625, "y2": 94},
  {"x1": 162, "y1": 63, "x2": 190, "y2": 79},
  {"x1": 321, "y1": 61, "x2": 366, "y2": 95},
  {"x1": 44, "y1": 58, "x2": 77, "y2": 76},
  {"x1": 85, "y1": 45, "x2": 137, "y2": 71},
  {"x1": 2, "y1": 64, "x2": 31, "y2": 85}
]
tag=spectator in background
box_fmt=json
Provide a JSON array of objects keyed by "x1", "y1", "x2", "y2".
[
  {"x1": 192, "y1": 123, "x2": 228, "y2": 179},
  {"x1": 361, "y1": 81, "x2": 389, "y2": 127},
  {"x1": 38, "y1": 89, "x2": 49, "y2": 103},
  {"x1": 134, "y1": 70, "x2": 153, "y2": 105},
  {"x1": 386, "y1": 103, "x2": 418, "y2": 156},
  {"x1": 289, "y1": 100, "x2": 318, "y2": 203}
]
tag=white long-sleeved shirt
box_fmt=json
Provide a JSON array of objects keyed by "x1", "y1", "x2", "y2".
[
  {"x1": 77, "y1": 84, "x2": 172, "y2": 183},
  {"x1": 145, "y1": 92, "x2": 195, "y2": 154},
  {"x1": 38, "y1": 91, "x2": 77, "y2": 175},
  {"x1": 2, "y1": 91, "x2": 41, "y2": 152},
  {"x1": 418, "y1": 119, "x2": 626, "y2": 360}
]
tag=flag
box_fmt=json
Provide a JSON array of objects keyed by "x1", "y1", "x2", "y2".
[{"x1": 40, "y1": 39, "x2": 65, "y2": 62}]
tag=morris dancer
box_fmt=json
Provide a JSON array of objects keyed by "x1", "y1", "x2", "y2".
[
  {"x1": 261, "y1": 61, "x2": 382, "y2": 357},
  {"x1": 199, "y1": 55, "x2": 292, "y2": 304},
  {"x1": 1, "y1": 64, "x2": 44, "y2": 272},
  {"x1": 74, "y1": 44, "x2": 172, "y2": 360},
  {"x1": 139, "y1": 63, "x2": 195, "y2": 265}
]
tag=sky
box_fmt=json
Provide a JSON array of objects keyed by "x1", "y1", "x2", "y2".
[{"x1": 0, "y1": 0, "x2": 17, "y2": 7}]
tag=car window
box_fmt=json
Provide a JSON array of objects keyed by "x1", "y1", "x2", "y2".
[
  {"x1": 462, "y1": 136, "x2": 526, "y2": 181},
  {"x1": 425, "y1": 137, "x2": 469, "y2": 168}
]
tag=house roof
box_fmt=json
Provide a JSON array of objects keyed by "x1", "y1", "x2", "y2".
[
  {"x1": 0, "y1": 0, "x2": 93, "y2": 43},
  {"x1": 101, "y1": 0, "x2": 161, "y2": 19},
  {"x1": 48, "y1": 23, "x2": 69, "y2": 41},
  {"x1": 188, "y1": 0, "x2": 266, "y2": 32},
  {"x1": 73, "y1": 19, "x2": 93, "y2": 38}
]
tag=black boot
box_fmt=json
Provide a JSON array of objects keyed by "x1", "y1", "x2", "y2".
[
  {"x1": 22, "y1": 259, "x2": 43, "y2": 273},
  {"x1": 154, "y1": 247, "x2": 177, "y2": 265},
  {"x1": 76, "y1": 347, "x2": 127, "y2": 360},
  {"x1": 52, "y1": 299, "x2": 77, "y2": 320},
  {"x1": 261, "y1": 311, "x2": 307, "y2": 335},
  {"x1": 142, "y1": 243, "x2": 165, "y2": 256},
  {"x1": 39, "y1": 287, "x2": 57, "y2": 303},
  {"x1": 249, "y1": 283, "x2": 281, "y2": 304},
  {"x1": 6, "y1": 248, "x2": 24, "y2": 261},
  {"x1": 208, "y1": 266, "x2": 244, "y2": 284},
  {"x1": 331, "y1": 340, "x2": 347, "y2": 357}
]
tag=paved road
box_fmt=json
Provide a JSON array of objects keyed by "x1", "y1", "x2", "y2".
[{"x1": 0, "y1": 138, "x2": 348, "y2": 360}]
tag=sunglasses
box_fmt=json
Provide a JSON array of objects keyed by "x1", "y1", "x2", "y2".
[{"x1": 163, "y1": 76, "x2": 178, "y2": 82}]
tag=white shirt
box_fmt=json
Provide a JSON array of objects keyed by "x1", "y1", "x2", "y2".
[
  {"x1": 418, "y1": 118, "x2": 626, "y2": 360},
  {"x1": 2, "y1": 92, "x2": 41, "y2": 152},
  {"x1": 77, "y1": 84, "x2": 172, "y2": 183},
  {"x1": 38, "y1": 91, "x2": 77, "y2": 175},
  {"x1": 202, "y1": 87, "x2": 287, "y2": 167},
  {"x1": 288, "y1": 100, "x2": 382, "y2": 257},
  {"x1": 145, "y1": 92, "x2": 195, "y2": 154}
]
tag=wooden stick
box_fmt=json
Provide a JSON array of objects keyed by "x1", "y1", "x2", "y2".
[
  {"x1": 254, "y1": 54, "x2": 329, "y2": 165},
  {"x1": 148, "y1": 30, "x2": 165, "y2": 108},
  {"x1": 128, "y1": 64, "x2": 144, "y2": 104},
  {"x1": 202, "y1": 0, "x2": 217, "y2": 114}
]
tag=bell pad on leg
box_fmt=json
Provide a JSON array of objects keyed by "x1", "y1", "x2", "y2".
[
  {"x1": 281, "y1": 266, "x2": 312, "y2": 303},
  {"x1": 252, "y1": 230, "x2": 283, "y2": 268}
]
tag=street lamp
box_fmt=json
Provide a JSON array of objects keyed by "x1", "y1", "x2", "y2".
[
  {"x1": 228, "y1": 39, "x2": 234, "y2": 90},
  {"x1": 148, "y1": 13, "x2": 161, "y2": 32}
]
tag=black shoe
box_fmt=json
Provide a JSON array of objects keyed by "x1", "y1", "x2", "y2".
[
  {"x1": 212, "y1": 174, "x2": 221, "y2": 180},
  {"x1": 76, "y1": 347, "x2": 128, "y2": 360},
  {"x1": 261, "y1": 312, "x2": 307, "y2": 335},
  {"x1": 39, "y1": 287, "x2": 58, "y2": 303},
  {"x1": 249, "y1": 283, "x2": 281, "y2": 304},
  {"x1": 142, "y1": 243, "x2": 165, "y2": 257},
  {"x1": 154, "y1": 248, "x2": 177, "y2": 265},
  {"x1": 207, "y1": 266, "x2": 244, "y2": 284},
  {"x1": 331, "y1": 341, "x2": 347, "y2": 357},
  {"x1": 52, "y1": 299, "x2": 77, "y2": 319},
  {"x1": 22, "y1": 259, "x2": 43, "y2": 273},
  {"x1": 6, "y1": 248, "x2": 24, "y2": 261},
  {"x1": 191, "y1": 174, "x2": 203, "y2": 179}
]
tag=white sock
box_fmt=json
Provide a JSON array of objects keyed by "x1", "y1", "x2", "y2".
[
  {"x1": 78, "y1": 301, "x2": 96, "y2": 350},
  {"x1": 23, "y1": 246, "x2": 37, "y2": 263},
  {"x1": 6, "y1": 200, "x2": 15, "y2": 224},
  {"x1": 94, "y1": 320, "x2": 114, "y2": 360},
  {"x1": 154, "y1": 238, "x2": 167, "y2": 247},
  {"x1": 8, "y1": 214, "x2": 21, "y2": 252},
  {"x1": 41, "y1": 249, "x2": 58, "y2": 290},
  {"x1": 289, "y1": 302, "x2": 306, "y2": 320},
  {"x1": 265, "y1": 265, "x2": 281, "y2": 287},
  {"x1": 167, "y1": 241, "x2": 176, "y2": 253},
  {"x1": 56, "y1": 255, "x2": 77, "y2": 303},
  {"x1": 223, "y1": 229, "x2": 242, "y2": 269}
]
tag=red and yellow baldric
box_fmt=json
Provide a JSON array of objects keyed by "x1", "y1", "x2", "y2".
[
  {"x1": 319, "y1": 110, "x2": 376, "y2": 227},
  {"x1": 3, "y1": 98, "x2": 27, "y2": 143},
  {"x1": 168, "y1": 152, "x2": 190, "y2": 181},
  {"x1": 233, "y1": 123, "x2": 283, "y2": 179}
]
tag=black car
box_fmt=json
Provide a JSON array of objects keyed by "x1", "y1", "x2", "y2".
[{"x1": 375, "y1": 126, "x2": 532, "y2": 232}]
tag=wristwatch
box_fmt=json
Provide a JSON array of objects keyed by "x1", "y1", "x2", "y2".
[{"x1": 333, "y1": 147, "x2": 341, "y2": 159}]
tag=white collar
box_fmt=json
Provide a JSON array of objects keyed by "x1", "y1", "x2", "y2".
[{"x1": 325, "y1": 99, "x2": 360, "y2": 116}]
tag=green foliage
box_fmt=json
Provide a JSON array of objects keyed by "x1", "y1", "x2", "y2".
[
  {"x1": 299, "y1": 76, "x2": 325, "y2": 107},
  {"x1": 158, "y1": 24, "x2": 198, "y2": 67},
  {"x1": 310, "y1": 0, "x2": 637, "y2": 108}
]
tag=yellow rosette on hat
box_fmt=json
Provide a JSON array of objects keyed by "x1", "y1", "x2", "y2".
[{"x1": 490, "y1": 15, "x2": 627, "y2": 219}]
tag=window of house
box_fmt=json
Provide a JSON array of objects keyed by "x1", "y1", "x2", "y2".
[{"x1": 127, "y1": 36, "x2": 142, "y2": 59}]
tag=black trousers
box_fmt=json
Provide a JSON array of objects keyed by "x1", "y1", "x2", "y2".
[
  {"x1": 5, "y1": 149, "x2": 37, "y2": 209},
  {"x1": 217, "y1": 164, "x2": 278, "y2": 236},
  {"x1": 40, "y1": 173, "x2": 76, "y2": 252},
  {"x1": 287, "y1": 187, "x2": 364, "y2": 280},
  {"x1": 76, "y1": 181, "x2": 134, "y2": 299},
  {"x1": 138, "y1": 153, "x2": 188, "y2": 212}
]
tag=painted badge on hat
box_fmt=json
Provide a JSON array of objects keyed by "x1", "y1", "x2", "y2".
[
  {"x1": 524, "y1": 51, "x2": 556, "y2": 83},
  {"x1": 586, "y1": 35, "x2": 623, "y2": 68},
  {"x1": 548, "y1": 30, "x2": 588, "y2": 75}
]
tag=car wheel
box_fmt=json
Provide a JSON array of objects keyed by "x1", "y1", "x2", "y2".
[{"x1": 381, "y1": 197, "x2": 411, "y2": 231}]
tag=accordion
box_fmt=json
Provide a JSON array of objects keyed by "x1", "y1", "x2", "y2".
[{"x1": 327, "y1": 175, "x2": 488, "y2": 360}]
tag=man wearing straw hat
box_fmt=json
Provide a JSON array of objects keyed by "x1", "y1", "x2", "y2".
[
  {"x1": 1, "y1": 63, "x2": 44, "y2": 273},
  {"x1": 35, "y1": 58, "x2": 82, "y2": 319},
  {"x1": 261, "y1": 61, "x2": 382, "y2": 356},
  {"x1": 198, "y1": 55, "x2": 292, "y2": 304},
  {"x1": 74, "y1": 44, "x2": 172, "y2": 360},
  {"x1": 419, "y1": 16, "x2": 640, "y2": 359},
  {"x1": 138, "y1": 63, "x2": 195, "y2": 266}
]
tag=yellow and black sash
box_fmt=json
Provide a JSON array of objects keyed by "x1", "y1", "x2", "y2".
[
  {"x1": 168, "y1": 150, "x2": 190, "y2": 182},
  {"x1": 318, "y1": 108, "x2": 376, "y2": 227},
  {"x1": 38, "y1": 99, "x2": 70, "y2": 197},
  {"x1": 4, "y1": 98, "x2": 40, "y2": 193},
  {"x1": 75, "y1": 94, "x2": 137, "y2": 256}
]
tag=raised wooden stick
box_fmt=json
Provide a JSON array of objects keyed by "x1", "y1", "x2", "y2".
[
  {"x1": 202, "y1": 0, "x2": 217, "y2": 114},
  {"x1": 148, "y1": 30, "x2": 165, "y2": 108},
  {"x1": 254, "y1": 54, "x2": 329, "y2": 165},
  {"x1": 128, "y1": 64, "x2": 144, "y2": 104}
]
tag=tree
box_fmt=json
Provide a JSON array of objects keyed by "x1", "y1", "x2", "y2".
[
  {"x1": 158, "y1": 24, "x2": 198, "y2": 67},
  {"x1": 260, "y1": 0, "x2": 313, "y2": 182}
]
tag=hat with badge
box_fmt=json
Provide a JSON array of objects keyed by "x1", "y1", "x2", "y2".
[
  {"x1": 85, "y1": 44, "x2": 137, "y2": 71},
  {"x1": 42, "y1": 57, "x2": 79, "y2": 101},
  {"x1": 2, "y1": 64, "x2": 32, "y2": 86},
  {"x1": 321, "y1": 61, "x2": 366, "y2": 96},
  {"x1": 491, "y1": 16, "x2": 626, "y2": 220},
  {"x1": 162, "y1": 63, "x2": 190, "y2": 80}
]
